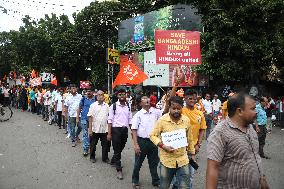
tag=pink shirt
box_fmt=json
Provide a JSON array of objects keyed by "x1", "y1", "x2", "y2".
[{"x1": 107, "y1": 102, "x2": 132, "y2": 127}]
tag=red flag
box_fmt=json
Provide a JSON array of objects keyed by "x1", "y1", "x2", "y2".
[
  {"x1": 80, "y1": 81, "x2": 91, "y2": 89},
  {"x1": 51, "y1": 76, "x2": 58, "y2": 86},
  {"x1": 30, "y1": 77, "x2": 42, "y2": 87},
  {"x1": 112, "y1": 59, "x2": 148, "y2": 89}
]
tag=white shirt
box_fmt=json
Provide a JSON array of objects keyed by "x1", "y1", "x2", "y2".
[
  {"x1": 131, "y1": 107, "x2": 162, "y2": 138},
  {"x1": 43, "y1": 91, "x2": 52, "y2": 106},
  {"x1": 55, "y1": 94, "x2": 63, "y2": 112},
  {"x1": 87, "y1": 102, "x2": 109, "y2": 133},
  {"x1": 51, "y1": 90, "x2": 58, "y2": 104},
  {"x1": 212, "y1": 99, "x2": 221, "y2": 112},
  {"x1": 65, "y1": 93, "x2": 82, "y2": 117},
  {"x1": 36, "y1": 92, "x2": 41, "y2": 103},
  {"x1": 3, "y1": 88, "x2": 10, "y2": 97},
  {"x1": 203, "y1": 99, "x2": 213, "y2": 114}
]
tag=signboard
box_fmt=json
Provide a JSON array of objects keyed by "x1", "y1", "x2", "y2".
[
  {"x1": 155, "y1": 30, "x2": 201, "y2": 65},
  {"x1": 107, "y1": 48, "x2": 120, "y2": 64},
  {"x1": 161, "y1": 129, "x2": 188, "y2": 149},
  {"x1": 143, "y1": 50, "x2": 169, "y2": 86},
  {"x1": 40, "y1": 72, "x2": 52, "y2": 82}
]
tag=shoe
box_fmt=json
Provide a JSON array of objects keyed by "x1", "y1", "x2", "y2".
[
  {"x1": 117, "y1": 171, "x2": 123, "y2": 180},
  {"x1": 153, "y1": 184, "x2": 160, "y2": 188},
  {"x1": 102, "y1": 159, "x2": 110, "y2": 164},
  {"x1": 260, "y1": 155, "x2": 271, "y2": 159},
  {"x1": 76, "y1": 138, "x2": 81, "y2": 143},
  {"x1": 83, "y1": 151, "x2": 88, "y2": 157},
  {"x1": 66, "y1": 134, "x2": 70, "y2": 139},
  {"x1": 132, "y1": 183, "x2": 140, "y2": 189},
  {"x1": 90, "y1": 158, "x2": 96, "y2": 163},
  {"x1": 72, "y1": 142, "x2": 76, "y2": 147}
]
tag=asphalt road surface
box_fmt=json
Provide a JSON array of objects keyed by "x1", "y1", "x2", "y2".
[{"x1": 1, "y1": 109, "x2": 284, "y2": 189}]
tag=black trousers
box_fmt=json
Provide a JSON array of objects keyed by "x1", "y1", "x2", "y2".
[
  {"x1": 89, "y1": 133, "x2": 110, "y2": 161},
  {"x1": 132, "y1": 137, "x2": 160, "y2": 185},
  {"x1": 111, "y1": 127, "x2": 128, "y2": 171},
  {"x1": 57, "y1": 111, "x2": 62, "y2": 127},
  {"x1": 30, "y1": 100, "x2": 36, "y2": 113},
  {"x1": 257, "y1": 126, "x2": 267, "y2": 156}
]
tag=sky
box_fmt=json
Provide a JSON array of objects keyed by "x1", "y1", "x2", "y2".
[{"x1": 0, "y1": 0, "x2": 102, "y2": 32}]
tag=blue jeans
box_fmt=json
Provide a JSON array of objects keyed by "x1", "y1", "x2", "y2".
[
  {"x1": 172, "y1": 165, "x2": 194, "y2": 189},
  {"x1": 205, "y1": 114, "x2": 213, "y2": 139},
  {"x1": 81, "y1": 119, "x2": 90, "y2": 152},
  {"x1": 68, "y1": 117, "x2": 81, "y2": 142},
  {"x1": 160, "y1": 163, "x2": 190, "y2": 189}
]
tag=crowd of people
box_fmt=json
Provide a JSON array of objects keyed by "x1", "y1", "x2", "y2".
[{"x1": 1, "y1": 80, "x2": 284, "y2": 189}]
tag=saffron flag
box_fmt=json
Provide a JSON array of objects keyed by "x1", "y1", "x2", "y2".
[
  {"x1": 30, "y1": 77, "x2": 42, "y2": 87},
  {"x1": 51, "y1": 76, "x2": 58, "y2": 86},
  {"x1": 31, "y1": 69, "x2": 37, "y2": 78},
  {"x1": 112, "y1": 59, "x2": 148, "y2": 89}
]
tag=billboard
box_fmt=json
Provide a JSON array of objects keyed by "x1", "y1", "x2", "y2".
[{"x1": 118, "y1": 4, "x2": 202, "y2": 52}]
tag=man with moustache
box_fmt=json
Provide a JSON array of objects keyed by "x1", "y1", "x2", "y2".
[
  {"x1": 107, "y1": 88, "x2": 132, "y2": 180},
  {"x1": 150, "y1": 96, "x2": 195, "y2": 189},
  {"x1": 131, "y1": 96, "x2": 166, "y2": 189},
  {"x1": 206, "y1": 93, "x2": 269, "y2": 189},
  {"x1": 172, "y1": 90, "x2": 206, "y2": 189}
]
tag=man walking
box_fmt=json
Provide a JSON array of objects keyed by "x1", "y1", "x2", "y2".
[
  {"x1": 203, "y1": 93, "x2": 213, "y2": 139},
  {"x1": 64, "y1": 84, "x2": 82, "y2": 147},
  {"x1": 172, "y1": 90, "x2": 207, "y2": 189},
  {"x1": 43, "y1": 87, "x2": 52, "y2": 124},
  {"x1": 150, "y1": 96, "x2": 195, "y2": 189},
  {"x1": 206, "y1": 93, "x2": 269, "y2": 189},
  {"x1": 107, "y1": 88, "x2": 132, "y2": 180},
  {"x1": 87, "y1": 90, "x2": 110, "y2": 163},
  {"x1": 255, "y1": 97, "x2": 270, "y2": 159},
  {"x1": 77, "y1": 88, "x2": 96, "y2": 156},
  {"x1": 131, "y1": 96, "x2": 163, "y2": 189}
]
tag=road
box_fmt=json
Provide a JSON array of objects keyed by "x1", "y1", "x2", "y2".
[{"x1": 0, "y1": 109, "x2": 284, "y2": 189}]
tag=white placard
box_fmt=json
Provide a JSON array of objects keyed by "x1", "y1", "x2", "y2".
[
  {"x1": 143, "y1": 50, "x2": 169, "y2": 86},
  {"x1": 161, "y1": 129, "x2": 188, "y2": 149}
]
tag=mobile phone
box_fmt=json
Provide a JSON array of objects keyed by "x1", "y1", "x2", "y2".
[{"x1": 189, "y1": 158, "x2": 199, "y2": 170}]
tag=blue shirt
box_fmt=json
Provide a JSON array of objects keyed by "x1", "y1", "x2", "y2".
[
  {"x1": 79, "y1": 96, "x2": 96, "y2": 121},
  {"x1": 256, "y1": 103, "x2": 267, "y2": 126},
  {"x1": 30, "y1": 90, "x2": 35, "y2": 101}
]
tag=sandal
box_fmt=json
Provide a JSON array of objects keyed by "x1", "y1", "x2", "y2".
[{"x1": 132, "y1": 183, "x2": 141, "y2": 189}]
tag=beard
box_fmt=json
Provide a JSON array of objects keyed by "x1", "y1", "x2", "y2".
[{"x1": 171, "y1": 112, "x2": 181, "y2": 119}]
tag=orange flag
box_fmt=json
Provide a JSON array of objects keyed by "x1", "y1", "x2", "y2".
[
  {"x1": 51, "y1": 76, "x2": 58, "y2": 86},
  {"x1": 112, "y1": 59, "x2": 148, "y2": 89},
  {"x1": 14, "y1": 71, "x2": 17, "y2": 79},
  {"x1": 31, "y1": 69, "x2": 36, "y2": 78}
]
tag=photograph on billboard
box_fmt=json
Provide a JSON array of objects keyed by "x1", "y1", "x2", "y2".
[{"x1": 118, "y1": 4, "x2": 202, "y2": 52}]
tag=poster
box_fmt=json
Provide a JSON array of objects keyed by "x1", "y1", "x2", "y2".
[
  {"x1": 161, "y1": 129, "x2": 188, "y2": 149},
  {"x1": 143, "y1": 50, "x2": 169, "y2": 87},
  {"x1": 155, "y1": 30, "x2": 201, "y2": 65},
  {"x1": 107, "y1": 48, "x2": 120, "y2": 64}
]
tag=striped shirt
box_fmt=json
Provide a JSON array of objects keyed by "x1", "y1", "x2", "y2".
[{"x1": 207, "y1": 118, "x2": 263, "y2": 189}]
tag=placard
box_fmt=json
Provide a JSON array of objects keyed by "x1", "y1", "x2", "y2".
[
  {"x1": 161, "y1": 129, "x2": 188, "y2": 149},
  {"x1": 155, "y1": 30, "x2": 201, "y2": 65}
]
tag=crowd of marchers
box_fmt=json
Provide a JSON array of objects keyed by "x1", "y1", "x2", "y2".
[{"x1": 1, "y1": 79, "x2": 284, "y2": 189}]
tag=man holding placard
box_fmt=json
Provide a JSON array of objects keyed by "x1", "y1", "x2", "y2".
[{"x1": 150, "y1": 96, "x2": 195, "y2": 189}]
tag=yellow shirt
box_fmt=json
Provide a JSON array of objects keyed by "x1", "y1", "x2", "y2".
[
  {"x1": 182, "y1": 107, "x2": 207, "y2": 146},
  {"x1": 150, "y1": 113, "x2": 195, "y2": 168},
  {"x1": 222, "y1": 100, "x2": 228, "y2": 118}
]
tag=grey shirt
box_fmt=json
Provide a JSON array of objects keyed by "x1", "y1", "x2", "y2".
[{"x1": 207, "y1": 118, "x2": 263, "y2": 189}]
